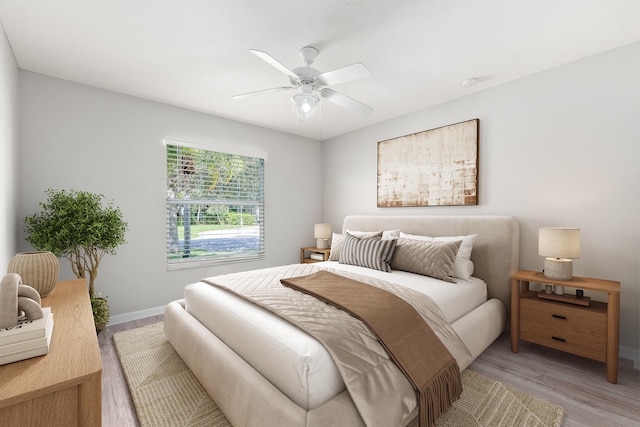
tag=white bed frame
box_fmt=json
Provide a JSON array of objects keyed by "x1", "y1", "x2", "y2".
[{"x1": 164, "y1": 215, "x2": 519, "y2": 426}]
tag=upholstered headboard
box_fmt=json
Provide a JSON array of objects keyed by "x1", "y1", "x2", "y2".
[{"x1": 341, "y1": 215, "x2": 519, "y2": 314}]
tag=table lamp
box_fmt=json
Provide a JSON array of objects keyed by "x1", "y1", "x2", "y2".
[
  {"x1": 314, "y1": 223, "x2": 331, "y2": 249},
  {"x1": 539, "y1": 227, "x2": 580, "y2": 293}
]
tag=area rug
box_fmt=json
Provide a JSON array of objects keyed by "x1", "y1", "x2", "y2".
[{"x1": 114, "y1": 322, "x2": 564, "y2": 427}]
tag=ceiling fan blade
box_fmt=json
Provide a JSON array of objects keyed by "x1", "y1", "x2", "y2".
[
  {"x1": 321, "y1": 88, "x2": 373, "y2": 115},
  {"x1": 249, "y1": 49, "x2": 299, "y2": 81},
  {"x1": 317, "y1": 63, "x2": 371, "y2": 86},
  {"x1": 232, "y1": 86, "x2": 294, "y2": 99}
]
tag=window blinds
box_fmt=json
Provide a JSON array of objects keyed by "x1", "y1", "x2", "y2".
[{"x1": 166, "y1": 141, "x2": 265, "y2": 269}]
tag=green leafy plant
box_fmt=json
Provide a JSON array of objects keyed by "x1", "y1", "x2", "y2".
[
  {"x1": 24, "y1": 189, "x2": 128, "y2": 331},
  {"x1": 91, "y1": 295, "x2": 110, "y2": 333}
]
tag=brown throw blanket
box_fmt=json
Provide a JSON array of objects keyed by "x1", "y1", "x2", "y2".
[{"x1": 281, "y1": 270, "x2": 462, "y2": 427}]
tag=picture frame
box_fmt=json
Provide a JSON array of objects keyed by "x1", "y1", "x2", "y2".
[{"x1": 377, "y1": 118, "x2": 479, "y2": 207}]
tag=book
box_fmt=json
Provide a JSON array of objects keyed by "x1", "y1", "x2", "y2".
[
  {"x1": 0, "y1": 309, "x2": 53, "y2": 355},
  {"x1": 0, "y1": 311, "x2": 54, "y2": 365},
  {"x1": 309, "y1": 253, "x2": 325, "y2": 261},
  {"x1": 0, "y1": 307, "x2": 52, "y2": 347}
]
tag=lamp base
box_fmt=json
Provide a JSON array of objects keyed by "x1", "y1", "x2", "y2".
[
  {"x1": 544, "y1": 258, "x2": 573, "y2": 281},
  {"x1": 316, "y1": 239, "x2": 329, "y2": 249}
]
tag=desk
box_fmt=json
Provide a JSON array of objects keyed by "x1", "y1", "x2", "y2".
[{"x1": 0, "y1": 279, "x2": 102, "y2": 425}]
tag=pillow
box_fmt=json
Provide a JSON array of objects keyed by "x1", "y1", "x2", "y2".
[
  {"x1": 390, "y1": 238, "x2": 461, "y2": 282},
  {"x1": 400, "y1": 232, "x2": 477, "y2": 281},
  {"x1": 382, "y1": 229, "x2": 401, "y2": 240},
  {"x1": 328, "y1": 233, "x2": 344, "y2": 261},
  {"x1": 328, "y1": 230, "x2": 383, "y2": 261},
  {"x1": 347, "y1": 230, "x2": 384, "y2": 239},
  {"x1": 339, "y1": 233, "x2": 397, "y2": 272}
]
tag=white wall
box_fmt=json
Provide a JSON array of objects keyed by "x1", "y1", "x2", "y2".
[
  {"x1": 323, "y1": 42, "x2": 640, "y2": 358},
  {"x1": 0, "y1": 21, "x2": 17, "y2": 273},
  {"x1": 17, "y1": 71, "x2": 323, "y2": 318}
]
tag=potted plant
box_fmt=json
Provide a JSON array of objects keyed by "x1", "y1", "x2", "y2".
[{"x1": 23, "y1": 189, "x2": 128, "y2": 332}]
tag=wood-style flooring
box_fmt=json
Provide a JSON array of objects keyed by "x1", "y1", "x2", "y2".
[{"x1": 100, "y1": 315, "x2": 640, "y2": 427}]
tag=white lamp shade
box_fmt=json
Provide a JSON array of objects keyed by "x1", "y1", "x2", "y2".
[
  {"x1": 314, "y1": 223, "x2": 331, "y2": 249},
  {"x1": 314, "y1": 223, "x2": 331, "y2": 239},
  {"x1": 538, "y1": 227, "x2": 580, "y2": 259}
]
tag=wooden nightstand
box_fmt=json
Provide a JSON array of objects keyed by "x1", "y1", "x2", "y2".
[
  {"x1": 300, "y1": 247, "x2": 331, "y2": 263},
  {"x1": 511, "y1": 270, "x2": 621, "y2": 383}
]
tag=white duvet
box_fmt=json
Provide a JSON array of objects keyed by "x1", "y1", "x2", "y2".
[{"x1": 184, "y1": 262, "x2": 487, "y2": 411}]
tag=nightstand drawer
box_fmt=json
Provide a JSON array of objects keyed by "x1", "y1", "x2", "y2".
[
  {"x1": 520, "y1": 297, "x2": 607, "y2": 337},
  {"x1": 520, "y1": 319, "x2": 606, "y2": 362}
]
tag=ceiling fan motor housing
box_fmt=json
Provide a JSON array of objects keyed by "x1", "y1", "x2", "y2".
[{"x1": 290, "y1": 67, "x2": 323, "y2": 88}]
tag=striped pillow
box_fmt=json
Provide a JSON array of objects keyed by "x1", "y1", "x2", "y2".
[
  {"x1": 340, "y1": 233, "x2": 397, "y2": 272},
  {"x1": 329, "y1": 231, "x2": 383, "y2": 261}
]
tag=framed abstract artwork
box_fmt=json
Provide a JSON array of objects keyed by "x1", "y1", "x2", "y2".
[{"x1": 377, "y1": 119, "x2": 479, "y2": 207}]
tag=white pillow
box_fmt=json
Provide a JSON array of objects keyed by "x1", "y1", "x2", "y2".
[
  {"x1": 399, "y1": 232, "x2": 477, "y2": 281},
  {"x1": 382, "y1": 229, "x2": 401, "y2": 240}
]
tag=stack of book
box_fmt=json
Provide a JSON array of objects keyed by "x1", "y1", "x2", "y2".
[{"x1": 0, "y1": 307, "x2": 54, "y2": 365}]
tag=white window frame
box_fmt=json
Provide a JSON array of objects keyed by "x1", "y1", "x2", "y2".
[{"x1": 165, "y1": 137, "x2": 266, "y2": 270}]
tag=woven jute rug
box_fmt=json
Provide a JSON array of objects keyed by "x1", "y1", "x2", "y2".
[{"x1": 114, "y1": 322, "x2": 563, "y2": 427}]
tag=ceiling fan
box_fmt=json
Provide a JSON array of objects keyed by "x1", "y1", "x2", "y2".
[{"x1": 232, "y1": 46, "x2": 373, "y2": 120}]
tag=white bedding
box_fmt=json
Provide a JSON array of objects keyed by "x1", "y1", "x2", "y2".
[{"x1": 184, "y1": 263, "x2": 487, "y2": 411}]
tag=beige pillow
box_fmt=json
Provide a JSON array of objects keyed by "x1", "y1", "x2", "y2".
[
  {"x1": 400, "y1": 232, "x2": 477, "y2": 281},
  {"x1": 390, "y1": 238, "x2": 462, "y2": 282}
]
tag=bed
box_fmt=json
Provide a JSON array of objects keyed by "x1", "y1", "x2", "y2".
[{"x1": 164, "y1": 215, "x2": 519, "y2": 426}]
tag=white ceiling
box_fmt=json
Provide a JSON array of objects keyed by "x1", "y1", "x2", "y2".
[{"x1": 1, "y1": 1, "x2": 639, "y2": 141}]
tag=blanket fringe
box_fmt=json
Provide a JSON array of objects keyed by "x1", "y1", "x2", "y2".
[{"x1": 419, "y1": 361, "x2": 463, "y2": 427}]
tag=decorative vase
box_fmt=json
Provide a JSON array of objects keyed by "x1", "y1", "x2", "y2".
[{"x1": 7, "y1": 251, "x2": 59, "y2": 297}]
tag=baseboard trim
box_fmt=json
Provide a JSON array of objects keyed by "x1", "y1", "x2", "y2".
[
  {"x1": 619, "y1": 345, "x2": 640, "y2": 370},
  {"x1": 108, "y1": 305, "x2": 166, "y2": 326}
]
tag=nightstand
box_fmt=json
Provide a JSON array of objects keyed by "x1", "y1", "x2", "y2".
[
  {"x1": 510, "y1": 270, "x2": 620, "y2": 383},
  {"x1": 300, "y1": 247, "x2": 331, "y2": 264}
]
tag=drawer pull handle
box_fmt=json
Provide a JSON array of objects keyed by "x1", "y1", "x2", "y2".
[
  {"x1": 551, "y1": 336, "x2": 566, "y2": 342},
  {"x1": 552, "y1": 314, "x2": 567, "y2": 320}
]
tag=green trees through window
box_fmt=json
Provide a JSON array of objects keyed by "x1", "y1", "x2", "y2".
[{"x1": 166, "y1": 141, "x2": 265, "y2": 269}]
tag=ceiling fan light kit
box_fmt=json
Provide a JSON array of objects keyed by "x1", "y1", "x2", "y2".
[
  {"x1": 234, "y1": 46, "x2": 373, "y2": 121},
  {"x1": 292, "y1": 84, "x2": 320, "y2": 120}
]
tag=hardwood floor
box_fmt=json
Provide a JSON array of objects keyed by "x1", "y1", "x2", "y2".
[
  {"x1": 470, "y1": 335, "x2": 639, "y2": 426},
  {"x1": 100, "y1": 316, "x2": 640, "y2": 426}
]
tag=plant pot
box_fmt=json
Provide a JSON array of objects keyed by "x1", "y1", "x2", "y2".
[{"x1": 7, "y1": 251, "x2": 59, "y2": 297}]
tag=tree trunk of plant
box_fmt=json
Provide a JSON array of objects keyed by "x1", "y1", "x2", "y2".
[{"x1": 88, "y1": 270, "x2": 97, "y2": 297}]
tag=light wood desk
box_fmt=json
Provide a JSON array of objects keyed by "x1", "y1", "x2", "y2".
[{"x1": 0, "y1": 279, "x2": 102, "y2": 426}]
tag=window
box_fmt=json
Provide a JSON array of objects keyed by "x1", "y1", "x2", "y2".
[{"x1": 165, "y1": 138, "x2": 265, "y2": 270}]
